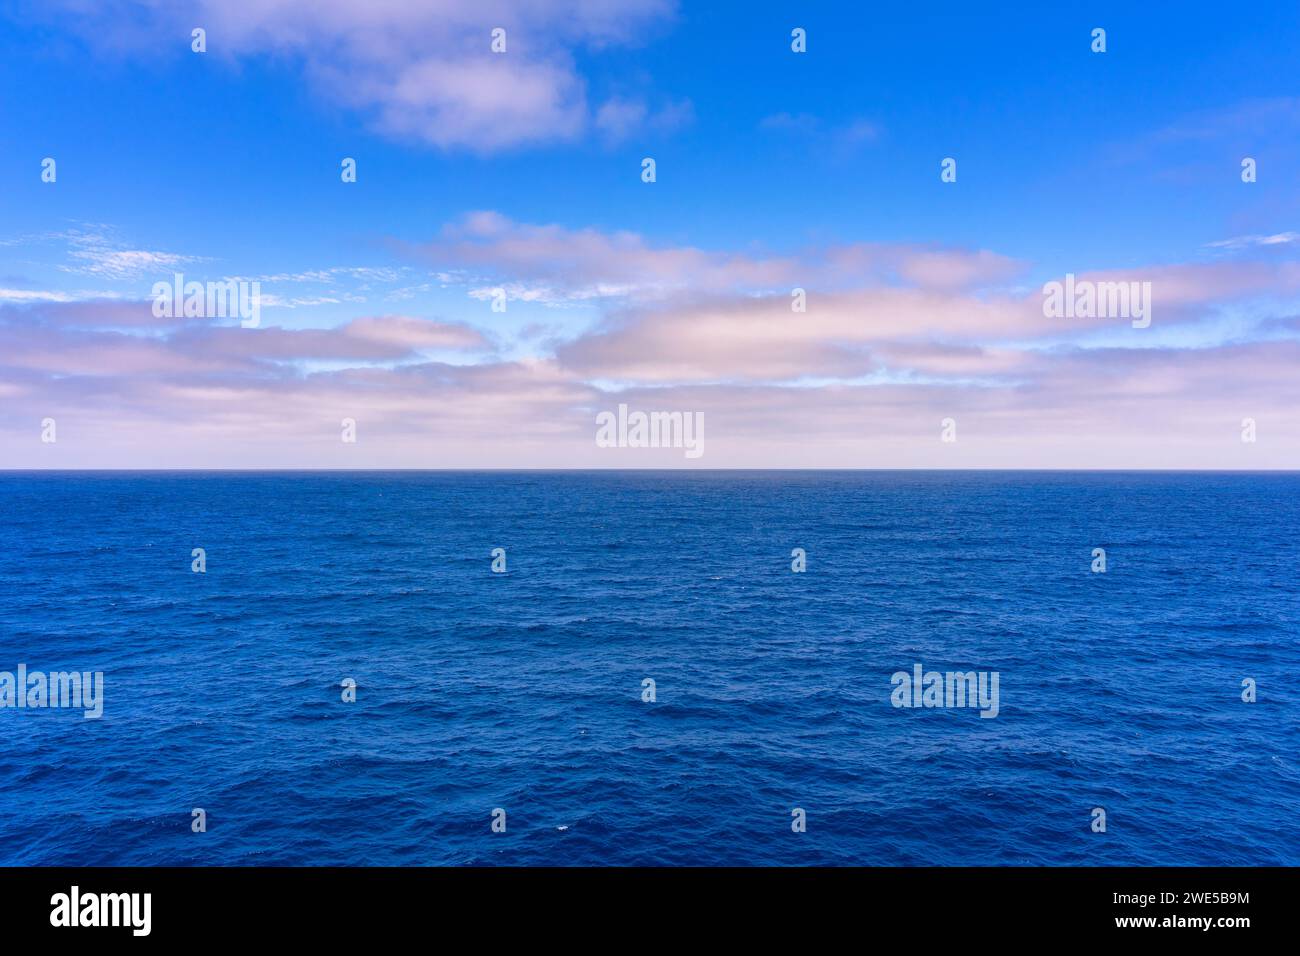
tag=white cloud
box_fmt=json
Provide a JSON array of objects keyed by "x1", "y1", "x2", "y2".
[
  {"x1": 66, "y1": 248, "x2": 196, "y2": 280},
  {"x1": 1206, "y1": 232, "x2": 1300, "y2": 251},
  {"x1": 46, "y1": 0, "x2": 680, "y2": 151},
  {"x1": 0, "y1": 288, "x2": 78, "y2": 303}
]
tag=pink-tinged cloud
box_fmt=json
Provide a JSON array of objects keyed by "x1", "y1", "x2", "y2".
[
  {"x1": 551, "y1": 284, "x2": 1135, "y2": 384},
  {"x1": 338, "y1": 56, "x2": 588, "y2": 150},
  {"x1": 0, "y1": 304, "x2": 490, "y2": 375},
  {"x1": 41, "y1": 0, "x2": 679, "y2": 151},
  {"x1": 340, "y1": 315, "x2": 488, "y2": 350},
  {"x1": 1059, "y1": 261, "x2": 1300, "y2": 307},
  {"x1": 2, "y1": 222, "x2": 1300, "y2": 468},
  {"x1": 414, "y1": 211, "x2": 804, "y2": 298},
  {"x1": 414, "y1": 214, "x2": 1033, "y2": 307},
  {"x1": 10, "y1": 298, "x2": 168, "y2": 329},
  {"x1": 3, "y1": 343, "x2": 1298, "y2": 469}
]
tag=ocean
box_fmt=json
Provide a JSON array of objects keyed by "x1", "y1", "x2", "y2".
[{"x1": 0, "y1": 471, "x2": 1296, "y2": 865}]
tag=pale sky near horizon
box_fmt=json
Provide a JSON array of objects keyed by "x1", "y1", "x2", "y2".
[{"x1": 2, "y1": 1, "x2": 1299, "y2": 468}]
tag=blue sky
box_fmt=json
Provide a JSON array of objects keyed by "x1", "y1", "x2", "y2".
[
  {"x1": 1, "y1": 1, "x2": 1298, "y2": 467},
  {"x1": 4, "y1": 4, "x2": 1298, "y2": 293}
]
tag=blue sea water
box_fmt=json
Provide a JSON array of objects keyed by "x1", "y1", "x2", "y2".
[{"x1": 0, "y1": 471, "x2": 1296, "y2": 866}]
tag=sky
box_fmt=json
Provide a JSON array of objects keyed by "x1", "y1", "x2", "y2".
[{"x1": 1, "y1": 0, "x2": 1298, "y2": 468}]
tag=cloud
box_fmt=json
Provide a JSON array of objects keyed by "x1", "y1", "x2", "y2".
[
  {"x1": 412, "y1": 211, "x2": 803, "y2": 301},
  {"x1": 759, "y1": 112, "x2": 820, "y2": 134},
  {"x1": 823, "y1": 244, "x2": 1023, "y2": 290},
  {"x1": 0, "y1": 301, "x2": 490, "y2": 377},
  {"x1": 335, "y1": 54, "x2": 589, "y2": 150},
  {"x1": 553, "y1": 288, "x2": 1042, "y2": 385},
  {"x1": 552, "y1": 255, "x2": 1300, "y2": 386},
  {"x1": 4, "y1": 219, "x2": 1300, "y2": 467},
  {"x1": 1206, "y1": 232, "x2": 1300, "y2": 251},
  {"x1": 66, "y1": 248, "x2": 197, "y2": 280},
  {"x1": 0, "y1": 289, "x2": 79, "y2": 303},
  {"x1": 1147, "y1": 97, "x2": 1300, "y2": 146},
  {"x1": 1102, "y1": 97, "x2": 1300, "y2": 174},
  {"x1": 411, "y1": 213, "x2": 1028, "y2": 311},
  {"x1": 1, "y1": 224, "x2": 201, "y2": 282},
  {"x1": 4, "y1": 298, "x2": 166, "y2": 328},
  {"x1": 57, "y1": 227, "x2": 198, "y2": 279},
  {"x1": 341, "y1": 315, "x2": 488, "y2": 351},
  {"x1": 594, "y1": 96, "x2": 694, "y2": 143},
  {"x1": 759, "y1": 113, "x2": 883, "y2": 153},
  {"x1": 33, "y1": 0, "x2": 680, "y2": 151},
  {"x1": 4, "y1": 337, "x2": 1299, "y2": 469}
]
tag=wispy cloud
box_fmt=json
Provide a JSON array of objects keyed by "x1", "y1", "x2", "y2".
[
  {"x1": 759, "y1": 112, "x2": 883, "y2": 153},
  {"x1": 1206, "y1": 232, "x2": 1300, "y2": 251},
  {"x1": 66, "y1": 247, "x2": 197, "y2": 280},
  {"x1": 594, "y1": 96, "x2": 694, "y2": 143},
  {"x1": 0, "y1": 288, "x2": 79, "y2": 303},
  {"x1": 2, "y1": 224, "x2": 201, "y2": 281}
]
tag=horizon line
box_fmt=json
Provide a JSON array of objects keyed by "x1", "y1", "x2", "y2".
[{"x1": 3, "y1": 468, "x2": 1299, "y2": 475}]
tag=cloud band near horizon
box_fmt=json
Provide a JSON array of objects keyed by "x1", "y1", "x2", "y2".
[{"x1": 2, "y1": 213, "x2": 1298, "y2": 469}]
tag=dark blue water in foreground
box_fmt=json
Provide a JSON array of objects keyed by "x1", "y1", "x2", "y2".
[{"x1": 0, "y1": 471, "x2": 1297, "y2": 866}]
